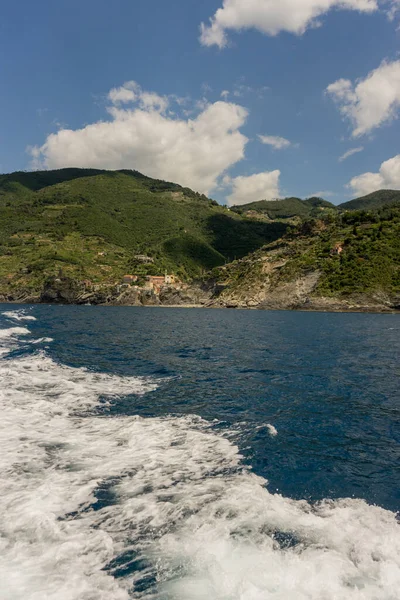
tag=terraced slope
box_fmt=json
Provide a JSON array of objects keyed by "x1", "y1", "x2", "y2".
[{"x1": 0, "y1": 168, "x2": 286, "y2": 297}]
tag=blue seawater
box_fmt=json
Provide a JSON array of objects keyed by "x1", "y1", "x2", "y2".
[{"x1": 0, "y1": 304, "x2": 399, "y2": 600}]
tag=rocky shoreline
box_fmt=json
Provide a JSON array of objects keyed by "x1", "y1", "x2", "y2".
[{"x1": 0, "y1": 274, "x2": 399, "y2": 314}]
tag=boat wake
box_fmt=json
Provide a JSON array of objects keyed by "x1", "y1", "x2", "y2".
[{"x1": 0, "y1": 311, "x2": 399, "y2": 599}]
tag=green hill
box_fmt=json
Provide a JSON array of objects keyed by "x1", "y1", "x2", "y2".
[
  {"x1": 339, "y1": 190, "x2": 400, "y2": 212},
  {"x1": 0, "y1": 168, "x2": 286, "y2": 297},
  {"x1": 231, "y1": 190, "x2": 400, "y2": 219},
  {"x1": 210, "y1": 204, "x2": 400, "y2": 307},
  {"x1": 231, "y1": 196, "x2": 336, "y2": 220}
]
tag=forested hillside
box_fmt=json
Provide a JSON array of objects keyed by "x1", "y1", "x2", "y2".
[
  {"x1": 0, "y1": 168, "x2": 286, "y2": 296},
  {"x1": 230, "y1": 197, "x2": 336, "y2": 220}
]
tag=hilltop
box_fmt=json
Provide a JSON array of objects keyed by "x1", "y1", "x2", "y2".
[
  {"x1": 338, "y1": 189, "x2": 400, "y2": 212},
  {"x1": 0, "y1": 168, "x2": 286, "y2": 300},
  {"x1": 230, "y1": 197, "x2": 336, "y2": 220},
  {"x1": 230, "y1": 190, "x2": 400, "y2": 221}
]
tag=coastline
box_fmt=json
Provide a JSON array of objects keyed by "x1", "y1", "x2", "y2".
[{"x1": 0, "y1": 297, "x2": 398, "y2": 314}]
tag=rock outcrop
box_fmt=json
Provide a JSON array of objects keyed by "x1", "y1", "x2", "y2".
[
  {"x1": 1, "y1": 269, "x2": 398, "y2": 314},
  {"x1": 206, "y1": 248, "x2": 399, "y2": 313}
]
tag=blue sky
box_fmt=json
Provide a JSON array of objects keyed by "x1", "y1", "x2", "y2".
[{"x1": 1, "y1": 0, "x2": 400, "y2": 205}]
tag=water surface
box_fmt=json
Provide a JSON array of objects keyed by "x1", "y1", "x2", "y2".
[{"x1": 0, "y1": 305, "x2": 399, "y2": 599}]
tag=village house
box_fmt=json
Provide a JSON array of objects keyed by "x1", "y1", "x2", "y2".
[
  {"x1": 145, "y1": 275, "x2": 165, "y2": 293},
  {"x1": 120, "y1": 273, "x2": 180, "y2": 294},
  {"x1": 145, "y1": 273, "x2": 181, "y2": 293},
  {"x1": 165, "y1": 274, "x2": 176, "y2": 285}
]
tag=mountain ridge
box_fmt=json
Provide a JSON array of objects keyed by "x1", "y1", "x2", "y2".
[{"x1": 230, "y1": 190, "x2": 400, "y2": 220}]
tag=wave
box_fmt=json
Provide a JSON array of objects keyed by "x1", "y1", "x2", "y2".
[
  {"x1": 0, "y1": 312, "x2": 51, "y2": 353},
  {"x1": 0, "y1": 326, "x2": 31, "y2": 356},
  {"x1": 0, "y1": 326, "x2": 30, "y2": 339},
  {"x1": 0, "y1": 324, "x2": 399, "y2": 599},
  {"x1": 2, "y1": 310, "x2": 37, "y2": 322}
]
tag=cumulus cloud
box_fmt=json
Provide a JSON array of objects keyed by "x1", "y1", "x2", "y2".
[
  {"x1": 108, "y1": 81, "x2": 169, "y2": 113},
  {"x1": 326, "y1": 60, "x2": 400, "y2": 137},
  {"x1": 339, "y1": 146, "x2": 364, "y2": 162},
  {"x1": 200, "y1": 0, "x2": 378, "y2": 48},
  {"x1": 108, "y1": 81, "x2": 139, "y2": 104},
  {"x1": 348, "y1": 154, "x2": 400, "y2": 195},
  {"x1": 29, "y1": 82, "x2": 249, "y2": 195},
  {"x1": 226, "y1": 170, "x2": 281, "y2": 206},
  {"x1": 258, "y1": 134, "x2": 293, "y2": 150}
]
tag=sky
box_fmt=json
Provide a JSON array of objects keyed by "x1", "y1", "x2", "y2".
[{"x1": 1, "y1": 0, "x2": 400, "y2": 205}]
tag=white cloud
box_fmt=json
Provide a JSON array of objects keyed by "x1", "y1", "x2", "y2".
[
  {"x1": 108, "y1": 81, "x2": 139, "y2": 104},
  {"x1": 326, "y1": 60, "x2": 400, "y2": 137},
  {"x1": 221, "y1": 90, "x2": 230, "y2": 99},
  {"x1": 348, "y1": 154, "x2": 400, "y2": 195},
  {"x1": 108, "y1": 81, "x2": 169, "y2": 113},
  {"x1": 387, "y1": 0, "x2": 400, "y2": 19},
  {"x1": 29, "y1": 83, "x2": 249, "y2": 196},
  {"x1": 195, "y1": 97, "x2": 210, "y2": 112},
  {"x1": 138, "y1": 91, "x2": 169, "y2": 113},
  {"x1": 200, "y1": 0, "x2": 378, "y2": 48},
  {"x1": 233, "y1": 84, "x2": 254, "y2": 97},
  {"x1": 338, "y1": 146, "x2": 364, "y2": 162},
  {"x1": 226, "y1": 170, "x2": 281, "y2": 206},
  {"x1": 258, "y1": 134, "x2": 293, "y2": 150}
]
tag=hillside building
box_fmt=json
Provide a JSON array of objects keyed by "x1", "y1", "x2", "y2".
[
  {"x1": 145, "y1": 275, "x2": 165, "y2": 293},
  {"x1": 145, "y1": 274, "x2": 180, "y2": 293}
]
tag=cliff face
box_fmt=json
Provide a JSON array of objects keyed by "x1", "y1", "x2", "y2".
[
  {"x1": 1, "y1": 277, "x2": 212, "y2": 308},
  {"x1": 209, "y1": 267, "x2": 398, "y2": 312},
  {"x1": 211, "y1": 270, "x2": 321, "y2": 310}
]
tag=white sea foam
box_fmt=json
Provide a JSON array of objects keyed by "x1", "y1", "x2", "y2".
[
  {"x1": 31, "y1": 337, "x2": 54, "y2": 344},
  {"x1": 0, "y1": 326, "x2": 31, "y2": 355},
  {"x1": 0, "y1": 330, "x2": 399, "y2": 599},
  {"x1": 0, "y1": 326, "x2": 30, "y2": 339},
  {"x1": 2, "y1": 310, "x2": 37, "y2": 321},
  {"x1": 252, "y1": 422, "x2": 278, "y2": 437},
  {"x1": 266, "y1": 423, "x2": 278, "y2": 436}
]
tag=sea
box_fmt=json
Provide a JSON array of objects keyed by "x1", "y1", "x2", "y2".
[{"x1": 0, "y1": 304, "x2": 399, "y2": 600}]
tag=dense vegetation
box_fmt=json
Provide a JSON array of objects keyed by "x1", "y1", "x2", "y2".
[
  {"x1": 212, "y1": 205, "x2": 400, "y2": 301},
  {"x1": 0, "y1": 168, "x2": 286, "y2": 296},
  {"x1": 231, "y1": 196, "x2": 336, "y2": 220},
  {"x1": 288, "y1": 206, "x2": 400, "y2": 296},
  {"x1": 339, "y1": 190, "x2": 400, "y2": 212},
  {"x1": 230, "y1": 190, "x2": 400, "y2": 220},
  {"x1": 1, "y1": 167, "x2": 399, "y2": 303}
]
